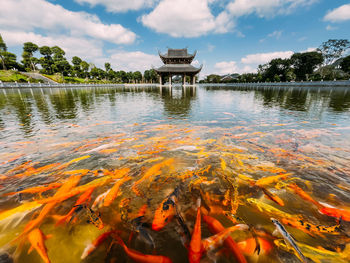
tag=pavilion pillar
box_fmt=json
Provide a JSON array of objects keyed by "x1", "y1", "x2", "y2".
[
  {"x1": 169, "y1": 75, "x2": 172, "y2": 86},
  {"x1": 159, "y1": 75, "x2": 162, "y2": 86},
  {"x1": 192, "y1": 75, "x2": 196, "y2": 85}
]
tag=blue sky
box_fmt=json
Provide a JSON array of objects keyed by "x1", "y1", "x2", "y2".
[{"x1": 1, "y1": 0, "x2": 350, "y2": 78}]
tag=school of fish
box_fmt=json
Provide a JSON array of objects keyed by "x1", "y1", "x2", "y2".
[{"x1": 1, "y1": 119, "x2": 350, "y2": 263}]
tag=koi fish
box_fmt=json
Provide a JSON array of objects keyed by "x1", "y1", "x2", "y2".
[
  {"x1": 28, "y1": 228, "x2": 51, "y2": 263},
  {"x1": 319, "y1": 206, "x2": 350, "y2": 222},
  {"x1": 75, "y1": 204, "x2": 104, "y2": 229},
  {"x1": 203, "y1": 215, "x2": 247, "y2": 263},
  {"x1": 3, "y1": 183, "x2": 62, "y2": 197},
  {"x1": 0, "y1": 201, "x2": 42, "y2": 227},
  {"x1": 112, "y1": 234, "x2": 172, "y2": 263},
  {"x1": 237, "y1": 237, "x2": 272, "y2": 255},
  {"x1": 104, "y1": 174, "x2": 131, "y2": 207},
  {"x1": 152, "y1": 190, "x2": 178, "y2": 231},
  {"x1": 259, "y1": 186, "x2": 284, "y2": 206},
  {"x1": 255, "y1": 173, "x2": 293, "y2": 187},
  {"x1": 274, "y1": 240, "x2": 350, "y2": 263},
  {"x1": 271, "y1": 218, "x2": 308, "y2": 263},
  {"x1": 287, "y1": 184, "x2": 322, "y2": 208},
  {"x1": 189, "y1": 199, "x2": 202, "y2": 263},
  {"x1": 56, "y1": 186, "x2": 96, "y2": 226},
  {"x1": 17, "y1": 174, "x2": 82, "y2": 239},
  {"x1": 202, "y1": 224, "x2": 249, "y2": 253},
  {"x1": 81, "y1": 231, "x2": 115, "y2": 259},
  {"x1": 132, "y1": 159, "x2": 174, "y2": 196},
  {"x1": 246, "y1": 198, "x2": 293, "y2": 219},
  {"x1": 92, "y1": 189, "x2": 110, "y2": 210}
]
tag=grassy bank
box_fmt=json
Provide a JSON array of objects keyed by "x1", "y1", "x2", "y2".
[
  {"x1": 43, "y1": 74, "x2": 122, "y2": 84},
  {"x1": 0, "y1": 70, "x2": 32, "y2": 82}
]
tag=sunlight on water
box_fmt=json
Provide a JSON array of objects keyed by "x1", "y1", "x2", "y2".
[{"x1": 0, "y1": 85, "x2": 350, "y2": 263}]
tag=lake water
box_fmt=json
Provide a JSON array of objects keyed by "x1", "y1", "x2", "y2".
[{"x1": 0, "y1": 85, "x2": 350, "y2": 263}]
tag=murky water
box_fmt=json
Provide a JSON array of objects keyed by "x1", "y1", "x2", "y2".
[{"x1": 0, "y1": 85, "x2": 350, "y2": 263}]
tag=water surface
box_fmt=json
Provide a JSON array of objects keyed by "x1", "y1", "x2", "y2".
[{"x1": 0, "y1": 85, "x2": 350, "y2": 263}]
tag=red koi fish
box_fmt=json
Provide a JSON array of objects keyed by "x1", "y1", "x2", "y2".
[
  {"x1": 319, "y1": 206, "x2": 350, "y2": 222},
  {"x1": 203, "y1": 215, "x2": 247, "y2": 263},
  {"x1": 112, "y1": 234, "x2": 172, "y2": 263},
  {"x1": 189, "y1": 199, "x2": 202, "y2": 263},
  {"x1": 288, "y1": 184, "x2": 322, "y2": 208},
  {"x1": 28, "y1": 228, "x2": 52, "y2": 263},
  {"x1": 81, "y1": 231, "x2": 115, "y2": 259}
]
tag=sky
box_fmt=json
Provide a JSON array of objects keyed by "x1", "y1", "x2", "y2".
[{"x1": 1, "y1": 0, "x2": 350, "y2": 78}]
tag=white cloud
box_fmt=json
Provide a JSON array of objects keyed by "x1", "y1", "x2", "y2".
[
  {"x1": 100, "y1": 51, "x2": 161, "y2": 72},
  {"x1": 0, "y1": 0, "x2": 136, "y2": 45},
  {"x1": 75, "y1": 0, "x2": 157, "y2": 13},
  {"x1": 140, "y1": 0, "x2": 232, "y2": 37},
  {"x1": 324, "y1": 4, "x2": 350, "y2": 22},
  {"x1": 214, "y1": 61, "x2": 238, "y2": 75},
  {"x1": 214, "y1": 61, "x2": 256, "y2": 75},
  {"x1": 241, "y1": 51, "x2": 294, "y2": 65}
]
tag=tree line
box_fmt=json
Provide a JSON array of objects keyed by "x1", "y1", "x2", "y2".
[
  {"x1": 0, "y1": 34, "x2": 159, "y2": 83},
  {"x1": 201, "y1": 39, "x2": 350, "y2": 83}
]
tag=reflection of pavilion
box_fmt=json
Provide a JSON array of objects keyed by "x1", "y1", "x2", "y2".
[
  {"x1": 155, "y1": 48, "x2": 202, "y2": 85},
  {"x1": 160, "y1": 86, "x2": 196, "y2": 117}
]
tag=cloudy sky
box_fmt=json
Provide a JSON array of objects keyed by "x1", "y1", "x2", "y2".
[{"x1": 1, "y1": 0, "x2": 350, "y2": 78}]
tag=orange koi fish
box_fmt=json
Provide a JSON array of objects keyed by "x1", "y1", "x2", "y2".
[
  {"x1": 28, "y1": 228, "x2": 52, "y2": 263},
  {"x1": 112, "y1": 234, "x2": 173, "y2": 263},
  {"x1": 132, "y1": 159, "x2": 174, "y2": 196},
  {"x1": 81, "y1": 231, "x2": 115, "y2": 259},
  {"x1": 202, "y1": 224, "x2": 249, "y2": 253},
  {"x1": 259, "y1": 186, "x2": 284, "y2": 206},
  {"x1": 203, "y1": 215, "x2": 247, "y2": 263},
  {"x1": 3, "y1": 183, "x2": 62, "y2": 196},
  {"x1": 92, "y1": 189, "x2": 110, "y2": 210},
  {"x1": 319, "y1": 206, "x2": 350, "y2": 222},
  {"x1": 255, "y1": 173, "x2": 293, "y2": 187},
  {"x1": 189, "y1": 199, "x2": 202, "y2": 263},
  {"x1": 287, "y1": 184, "x2": 322, "y2": 208},
  {"x1": 104, "y1": 175, "x2": 131, "y2": 207},
  {"x1": 56, "y1": 186, "x2": 96, "y2": 226},
  {"x1": 152, "y1": 195, "x2": 176, "y2": 231},
  {"x1": 58, "y1": 155, "x2": 91, "y2": 169},
  {"x1": 18, "y1": 174, "x2": 82, "y2": 239},
  {"x1": 237, "y1": 237, "x2": 272, "y2": 255}
]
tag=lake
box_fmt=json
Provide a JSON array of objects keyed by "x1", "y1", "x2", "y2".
[{"x1": 0, "y1": 85, "x2": 350, "y2": 263}]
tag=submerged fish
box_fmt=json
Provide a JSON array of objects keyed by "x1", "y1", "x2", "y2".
[
  {"x1": 271, "y1": 218, "x2": 308, "y2": 263},
  {"x1": 112, "y1": 234, "x2": 172, "y2": 263},
  {"x1": 28, "y1": 228, "x2": 51, "y2": 263},
  {"x1": 81, "y1": 231, "x2": 115, "y2": 259}
]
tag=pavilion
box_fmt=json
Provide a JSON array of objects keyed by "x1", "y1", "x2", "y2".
[{"x1": 155, "y1": 48, "x2": 202, "y2": 85}]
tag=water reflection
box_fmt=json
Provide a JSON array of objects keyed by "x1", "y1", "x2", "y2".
[
  {"x1": 0, "y1": 85, "x2": 350, "y2": 137},
  {"x1": 161, "y1": 86, "x2": 196, "y2": 117}
]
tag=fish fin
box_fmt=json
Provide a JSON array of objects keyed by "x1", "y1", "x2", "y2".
[
  {"x1": 196, "y1": 197, "x2": 201, "y2": 208},
  {"x1": 28, "y1": 246, "x2": 34, "y2": 254}
]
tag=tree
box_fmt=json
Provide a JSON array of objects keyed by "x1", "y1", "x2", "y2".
[
  {"x1": 39, "y1": 46, "x2": 53, "y2": 74},
  {"x1": 80, "y1": 61, "x2": 90, "y2": 78},
  {"x1": 291, "y1": 52, "x2": 323, "y2": 81},
  {"x1": 22, "y1": 42, "x2": 39, "y2": 71},
  {"x1": 51, "y1": 46, "x2": 71, "y2": 76},
  {"x1": 0, "y1": 34, "x2": 8, "y2": 70},
  {"x1": 72, "y1": 56, "x2": 82, "y2": 77},
  {"x1": 318, "y1": 39, "x2": 350, "y2": 66},
  {"x1": 0, "y1": 52, "x2": 18, "y2": 70},
  {"x1": 133, "y1": 71, "x2": 142, "y2": 83},
  {"x1": 340, "y1": 55, "x2": 350, "y2": 74},
  {"x1": 259, "y1": 58, "x2": 292, "y2": 82}
]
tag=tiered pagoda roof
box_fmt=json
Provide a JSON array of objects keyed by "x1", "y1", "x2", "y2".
[{"x1": 155, "y1": 48, "x2": 202, "y2": 74}]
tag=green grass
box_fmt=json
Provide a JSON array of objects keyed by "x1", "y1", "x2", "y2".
[{"x1": 0, "y1": 70, "x2": 30, "y2": 82}]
